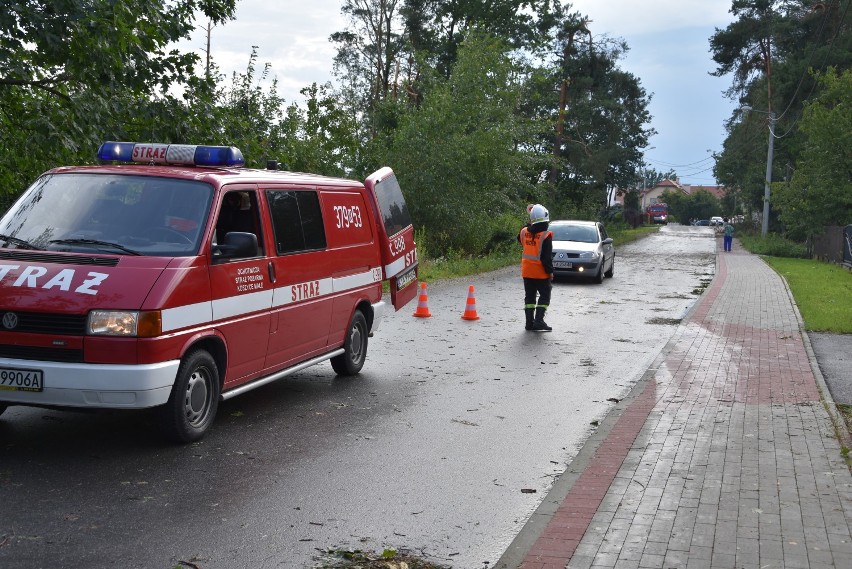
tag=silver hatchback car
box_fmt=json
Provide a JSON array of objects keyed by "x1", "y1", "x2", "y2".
[{"x1": 549, "y1": 220, "x2": 615, "y2": 283}]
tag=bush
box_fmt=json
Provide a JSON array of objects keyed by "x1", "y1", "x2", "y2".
[{"x1": 738, "y1": 231, "x2": 808, "y2": 258}]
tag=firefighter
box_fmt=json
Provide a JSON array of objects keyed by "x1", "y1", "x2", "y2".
[{"x1": 519, "y1": 204, "x2": 554, "y2": 331}]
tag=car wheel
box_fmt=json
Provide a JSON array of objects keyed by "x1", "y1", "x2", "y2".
[
  {"x1": 160, "y1": 349, "x2": 220, "y2": 443},
  {"x1": 331, "y1": 310, "x2": 368, "y2": 376},
  {"x1": 605, "y1": 257, "x2": 614, "y2": 278},
  {"x1": 594, "y1": 263, "x2": 604, "y2": 284}
]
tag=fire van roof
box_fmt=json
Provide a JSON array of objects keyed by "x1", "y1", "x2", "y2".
[{"x1": 44, "y1": 140, "x2": 363, "y2": 187}]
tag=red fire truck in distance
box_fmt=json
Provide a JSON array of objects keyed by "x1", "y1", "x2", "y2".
[
  {"x1": 0, "y1": 141, "x2": 418, "y2": 442},
  {"x1": 646, "y1": 202, "x2": 668, "y2": 224}
]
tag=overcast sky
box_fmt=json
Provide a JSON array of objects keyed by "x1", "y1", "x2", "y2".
[{"x1": 179, "y1": 1, "x2": 738, "y2": 185}]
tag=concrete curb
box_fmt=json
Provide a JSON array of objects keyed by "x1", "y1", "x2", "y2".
[{"x1": 767, "y1": 254, "x2": 852, "y2": 451}]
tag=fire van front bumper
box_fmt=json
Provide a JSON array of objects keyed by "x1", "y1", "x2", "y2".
[{"x1": 0, "y1": 358, "x2": 180, "y2": 409}]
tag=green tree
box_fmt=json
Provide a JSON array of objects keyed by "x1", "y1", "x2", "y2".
[
  {"x1": 401, "y1": 0, "x2": 560, "y2": 78},
  {"x1": 539, "y1": 28, "x2": 653, "y2": 217},
  {"x1": 711, "y1": 0, "x2": 852, "y2": 232},
  {"x1": 278, "y1": 83, "x2": 359, "y2": 177},
  {"x1": 775, "y1": 68, "x2": 852, "y2": 241},
  {"x1": 331, "y1": 0, "x2": 407, "y2": 115},
  {"x1": 0, "y1": 0, "x2": 237, "y2": 194},
  {"x1": 381, "y1": 31, "x2": 537, "y2": 255}
]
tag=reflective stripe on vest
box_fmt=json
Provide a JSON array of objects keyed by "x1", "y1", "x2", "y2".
[{"x1": 520, "y1": 227, "x2": 552, "y2": 279}]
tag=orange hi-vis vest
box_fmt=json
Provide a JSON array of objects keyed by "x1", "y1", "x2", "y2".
[{"x1": 520, "y1": 227, "x2": 552, "y2": 279}]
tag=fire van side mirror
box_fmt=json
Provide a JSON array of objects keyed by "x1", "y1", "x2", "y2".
[{"x1": 212, "y1": 232, "x2": 259, "y2": 260}]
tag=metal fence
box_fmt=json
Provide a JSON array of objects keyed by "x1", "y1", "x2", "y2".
[{"x1": 813, "y1": 225, "x2": 852, "y2": 268}]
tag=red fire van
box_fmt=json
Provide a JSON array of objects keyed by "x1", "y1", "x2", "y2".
[{"x1": 0, "y1": 142, "x2": 417, "y2": 442}]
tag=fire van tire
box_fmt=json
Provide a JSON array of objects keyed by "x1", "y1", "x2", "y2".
[
  {"x1": 160, "y1": 349, "x2": 220, "y2": 443},
  {"x1": 331, "y1": 310, "x2": 368, "y2": 376}
]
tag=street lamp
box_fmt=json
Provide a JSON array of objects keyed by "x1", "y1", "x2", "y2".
[
  {"x1": 742, "y1": 105, "x2": 776, "y2": 236},
  {"x1": 640, "y1": 146, "x2": 655, "y2": 207}
]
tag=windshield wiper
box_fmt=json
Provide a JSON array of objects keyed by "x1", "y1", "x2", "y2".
[
  {"x1": 49, "y1": 238, "x2": 141, "y2": 256},
  {"x1": 0, "y1": 234, "x2": 42, "y2": 250}
]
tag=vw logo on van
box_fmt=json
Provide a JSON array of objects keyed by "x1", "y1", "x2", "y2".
[{"x1": 2, "y1": 312, "x2": 19, "y2": 330}]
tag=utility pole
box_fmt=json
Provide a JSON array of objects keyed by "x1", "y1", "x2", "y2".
[{"x1": 761, "y1": 111, "x2": 776, "y2": 237}]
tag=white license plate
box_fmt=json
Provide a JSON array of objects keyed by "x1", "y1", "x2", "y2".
[
  {"x1": 553, "y1": 261, "x2": 573, "y2": 269},
  {"x1": 396, "y1": 267, "x2": 417, "y2": 290},
  {"x1": 0, "y1": 367, "x2": 44, "y2": 392}
]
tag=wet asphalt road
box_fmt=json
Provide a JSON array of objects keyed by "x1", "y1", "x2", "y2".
[{"x1": 0, "y1": 224, "x2": 717, "y2": 569}]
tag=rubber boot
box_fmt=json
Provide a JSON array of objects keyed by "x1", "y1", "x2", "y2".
[
  {"x1": 524, "y1": 308, "x2": 535, "y2": 331},
  {"x1": 532, "y1": 307, "x2": 552, "y2": 332}
]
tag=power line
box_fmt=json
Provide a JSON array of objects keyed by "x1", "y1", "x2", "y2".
[{"x1": 646, "y1": 155, "x2": 714, "y2": 169}]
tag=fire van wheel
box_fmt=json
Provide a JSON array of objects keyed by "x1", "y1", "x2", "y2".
[
  {"x1": 160, "y1": 349, "x2": 220, "y2": 443},
  {"x1": 331, "y1": 310, "x2": 368, "y2": 376}
]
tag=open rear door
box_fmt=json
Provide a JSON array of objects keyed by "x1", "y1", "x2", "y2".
[{"x1": 364, "y1": 167, "x2": 418, "y2": 311}]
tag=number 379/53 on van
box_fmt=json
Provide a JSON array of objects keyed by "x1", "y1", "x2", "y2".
[{"x1": 0, "y1": 141, "x2": 418, "y2": 442}]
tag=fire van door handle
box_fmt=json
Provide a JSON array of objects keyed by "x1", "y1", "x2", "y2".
[{"x1": 268, "y1": 262, "x2": 276, "y2": 284}]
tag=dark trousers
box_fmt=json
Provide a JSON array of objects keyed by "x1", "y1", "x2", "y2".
[
  {"x1": 523, "y1": 277, "x2": 551, "y2": 309},
  {"x1": 724, "y1": 235, "x2": 733, "y2": 251}
]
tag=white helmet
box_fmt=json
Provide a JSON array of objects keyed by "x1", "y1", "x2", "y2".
[{"x1": 529, "y1": 204, "x2": 549, "y2": 224}]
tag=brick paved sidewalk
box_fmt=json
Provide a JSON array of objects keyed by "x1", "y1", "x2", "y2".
[{"x1": 498, "y1": 240, "x2": 852, "y2": 569}]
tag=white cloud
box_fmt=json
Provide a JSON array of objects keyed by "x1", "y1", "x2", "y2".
[
  {"x1": 179, "y1": 0, "x2": 345, "y2": 103},
  {"x1": 566, "y1": 0, "x2": 732, "y2": 36}
]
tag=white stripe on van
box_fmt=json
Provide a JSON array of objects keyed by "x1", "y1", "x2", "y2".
[
  {"x1": 161, "y1": 301, "x2": 213, "y2": 333},
  {"x1": 214, "y1": 289, "x2": 274, "y2": 320},
  {"x1": 384, "y1": 256, "x2": 407, "y2": 278},
  {"x1": 333, "y1": 267, "x2": 382, "y2": 292},
  {"x1": 159, "y1": 268, "x2": 379, "y2": 333}
]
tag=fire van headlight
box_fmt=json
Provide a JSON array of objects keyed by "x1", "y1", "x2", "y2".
[{"x1": 88, "y1": 310, "x2": 162, "y2": 337}]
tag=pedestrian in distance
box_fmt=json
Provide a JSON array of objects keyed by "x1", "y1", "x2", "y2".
[
  {"x1": 518, "y1": 203, "x2": 554, "y2": 332},
  {"x1": 723, "y1": 217, "x2": 734, "y2": 252}
]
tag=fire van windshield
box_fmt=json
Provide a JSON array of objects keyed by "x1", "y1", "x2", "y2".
[{"x1": 0, "y1": 174, "x2": 213, "y2": 257}]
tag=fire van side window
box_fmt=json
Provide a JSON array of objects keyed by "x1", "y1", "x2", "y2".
[{"x1": 266, "y1": 190, "x2": 327, "y2": 254}]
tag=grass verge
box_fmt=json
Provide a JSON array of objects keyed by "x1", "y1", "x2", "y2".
[{"x1": 760, "y1": 257, "x2": 852, "y2": 333}]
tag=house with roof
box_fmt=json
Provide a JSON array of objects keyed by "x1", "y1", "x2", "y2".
[
  {"x1": 681, "y1": 184, "x2": 727, "y2": 200},
  {"x1": 640, "y1": 179, "x2": 687, "y2": 208},
  {"x1": 613, "y1": 179, "x2": 727, "y2": 207}
]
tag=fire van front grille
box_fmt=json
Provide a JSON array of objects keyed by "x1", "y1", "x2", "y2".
[
  {"x1": 0, "y1": 312, "x2": 88, "y2": 335},
  {"x1": 0, "y1": 344, "x2": 84, "y2": 363}
]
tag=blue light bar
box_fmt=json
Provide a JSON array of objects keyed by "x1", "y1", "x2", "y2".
[
  {"x1": 96, "y1": 141, "x2": 245, "y2": 167},
  {"x1": 193, "y1": 145, "x2": 245, "y2": 167}
]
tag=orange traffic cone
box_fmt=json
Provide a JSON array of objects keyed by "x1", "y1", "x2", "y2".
[
  {"x1": 461, "y1": 285, "x2": 480, "y2": 321},
  {"x1": 412, "y1": 282, "x2": 432, "y2": 317}
]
